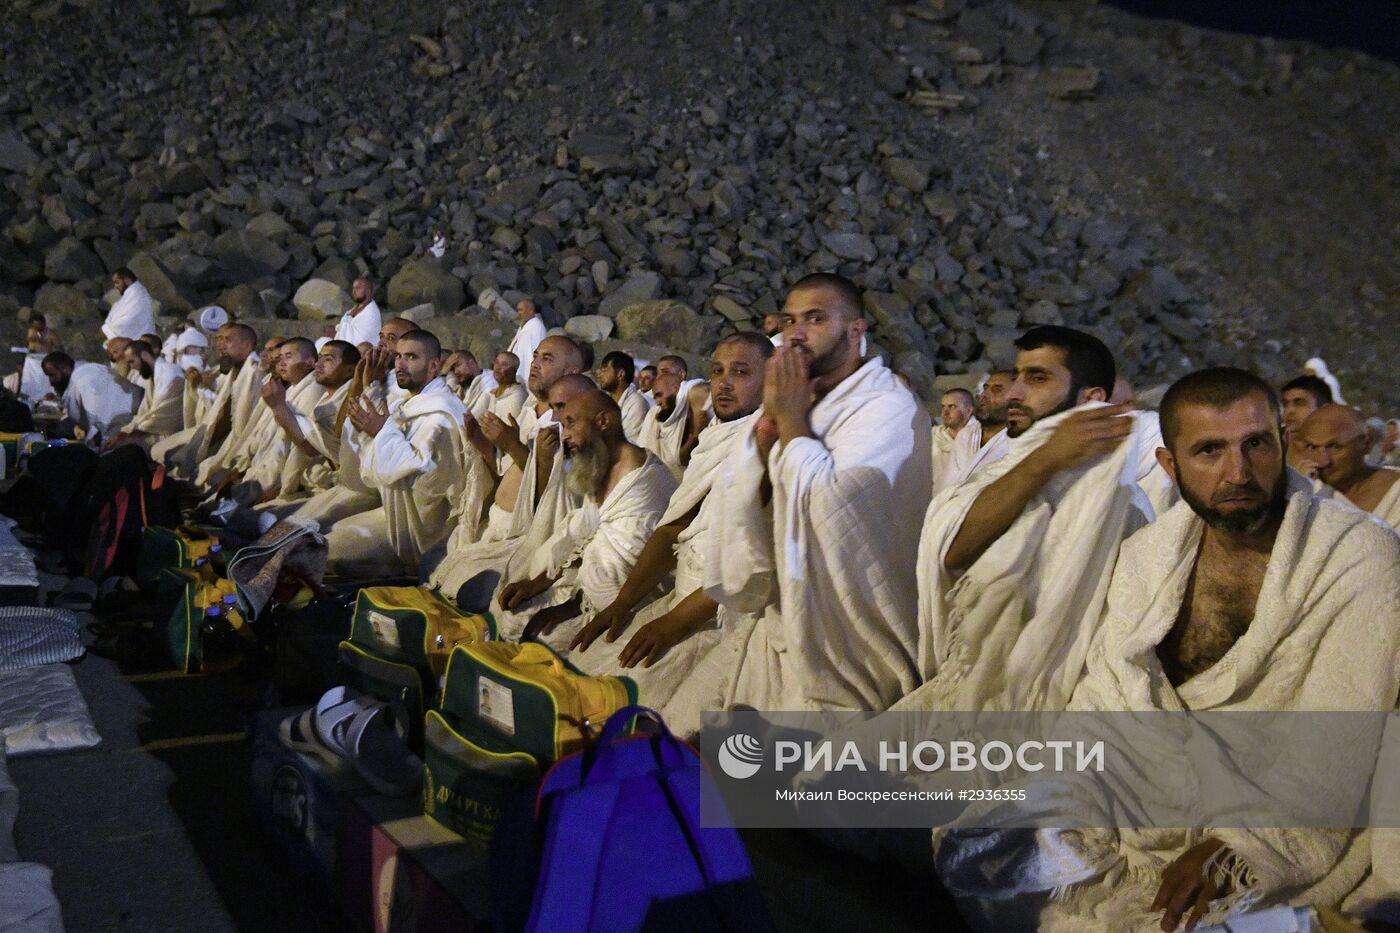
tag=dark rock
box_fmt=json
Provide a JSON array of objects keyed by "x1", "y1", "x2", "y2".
[
  {"x1": 219, "y1": 283, "x2": 268, "y2": 320},
  {"x1": 128, "y1": 252, "x2": 195, "y2": 313},
  {"x1": 615, "y1": 300, "x2": 713, "y2": 349},
  {"x1": 0, "y1": 131, "x2": 38, "y2": 173},
  {"x1": 821, "y1": 231, "x2": 877, "y2": 263},
  {"x1": 387, "y1": 258, "x2": 464, "y2": 314},
  {"x1": 599, "y1": 271, "x2": 662, "y2": 318},
  {"x1": 214, "y1": 229, "x2": 290, "y2": 281}
]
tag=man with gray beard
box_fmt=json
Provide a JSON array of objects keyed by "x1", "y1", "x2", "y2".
[{"x1": 489, "y1": 389, "x2": 677, "y2": 650}]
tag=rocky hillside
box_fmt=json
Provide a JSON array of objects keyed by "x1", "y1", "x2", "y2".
[{"x1": 1, "y1": 0, "x2": 1396, "y2": 406}]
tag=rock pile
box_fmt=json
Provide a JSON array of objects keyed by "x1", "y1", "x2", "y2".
[{"x1": 0, "y1": 0, "x2": 1395, "y2": 404}]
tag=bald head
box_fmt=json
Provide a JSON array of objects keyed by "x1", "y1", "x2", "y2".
[
  {"x1": 650, "y1": 372, "x2": 683, "y2": 417},
  {"x1": 529, "y1": 335, "x2": 585, "y2": 396},
  {"x1": 379, "y1": 317, "x2": 416, "y2": 351},
  {"x1": 561, "y1": 388, "x2": 626, "y2": 499},
  {"x1": 1296, "y1": 404, "x2": 1374, "y2": 491},
  {"x1": 546, "y1": 373, "x2": 597, "y2": 414}
]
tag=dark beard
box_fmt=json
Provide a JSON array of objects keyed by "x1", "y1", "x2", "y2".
[
  {"x1": 1006, "y1": 386, "x2": 1078, "y2": 439},
  {"x1": 806, "y1": 332, "x2": 853, "y2": 378},
  {"x1": 1179, "y1": 466, "x2": 1289, "y2": 536}
]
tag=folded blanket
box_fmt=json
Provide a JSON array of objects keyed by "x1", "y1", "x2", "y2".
[
  {"x1": 0, "y1": 608, "x2": 82, "y2": 672},
  {"x1": 0, "y1": 663, "x2": 100, "y2": 756}
]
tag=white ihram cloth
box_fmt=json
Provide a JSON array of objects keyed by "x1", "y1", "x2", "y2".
[
  {"x1": 617, "y1": 383, "x2": 650, "y2": 442},
  {"x1": 938, "y1": 473, "x2": 1400, "y2": 932},
  {"x1": 120, "y1": 358, "x2": 184, "y2": 438},
  {"x1": 636, "y1": 378, "x2": 705, "y2": 480},
  {"x1": 169, "y1": 355, "x2": 263, "y2": 482},
  {"x1": 101, "y1": 281, "x2": 156, "y2": 341},
  {"x1": 574, "y1": 411, "x2": 760, "y2": 706},
  {"x1": 662, "y1": 358, "x2": 932, "y2": 736},
  {"x1": 276, "y1": 380, "x2": 352, "y2": 500},
  {"x1": 457, "y1": 372, "x2": 499, "y2": 417},
  {"x1": 430, "y1": 408, "x2": 582, "y2": 599},
  {"x1": 930, "y1": 422, "x2": 958, "y2": 494},
  {"x1": 17, "y1": 355, "x2": 49, "y2": 403},
  {"x1": 1304, "y1": 356, "x2": 1346, "y2": 405},
  {"x1": 492, "y1": 453, "x2": 677, "y2": 648},
  {"x1": 333, "y1": 300, "x2": 381, "y2": 349},
  {"x1": 937, "y1": 417, "x2": 1010, "y2": 494},
  {"x1": 61, "y1": 363, "x2": 140, "y2": 440},
  {"x1": 286, "y1": 398, "x2": 382, "y2": 531},
  {"x1": 235, "y1": 372, "x2": 324, "y2": 496},
  {"x1": 897, "y1": 403, "x2": 1162, "y2": 714},
  {"x1": 1338, "y1": 467, "x2": 1400, "y2": 530},
  {"x1": 441, "y1": 384, "x2": 529, "y2": 551},
  {"x1": 326, "y1": 377, "x2": 466, "y2": 574},
  {"x1": 506, "y1": 316, "x2": 546, "y2": 384}
]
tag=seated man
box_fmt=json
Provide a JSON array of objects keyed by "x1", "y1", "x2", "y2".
[
  {"x1": 1296, "y1": 403, "x2": 1400, "y2": 528},
  {"x1": 40, "y1": 351, "x2": 141, "y2": 442},
  {"x1": 187, "y1": 326, "x2": 272, "y2": 486},
  {"x1": 105, "y1": 338, "x2": 184, "y2": 450},
  {"x1": 937, "y1": 370, "x2": 1012, "y2": 493},
  {"x1": 900, "y1": 325, "x2": 1165, "y2": 713},
  {"x1": 636, "y1": 371, "x2": 709, "y2": 479},
  {"x1": 218, "y1": 338, "x2": 323, "y2": 504},
  {"x1": 595, "y1": 350, "x2": 649, "y2": 440},
  {"x1": 153, "y1": 322, "x2": 262, "y2": 479},
  {"x1": 635, "y1": 364, "x2": 657, "y2": 398},
  {"x1": 971, "y1": 368, "x2": 1400, "y2": 933},
  {"x1": 1279, "y1": 374, "x2": 1332, "y2": 473},
  {"x1": 930, "y1": 387, "x2": 974, "y2": 491},
  {"x1": 490, "y1": 388, "x2": 677, "y2": 649},
  {"x1": 663, "y1": 273, "x2": 931, "y2": 734},
  {"x1": 429, "y1": 373, "x2": 592, "y2": 603},
  {"x1": 567, "y1": 333, "x2": 771, "y2": 707},
  {"x1": 325, "y1": 329, "x2": 466, "y2": 577},
  {"x1": 255, "y1": 340, "x2": 359, "y2": 509},
  {"x1": 102, "y1": 268, "x2": 157, "y2": 342},
  {"x1": 444, "y1": 350, "x2": 495, "y2": 415}
]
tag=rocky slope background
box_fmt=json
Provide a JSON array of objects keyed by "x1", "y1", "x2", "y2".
[{"x1": 1, "y1": 0, "x2": 1396, "y2": 406}]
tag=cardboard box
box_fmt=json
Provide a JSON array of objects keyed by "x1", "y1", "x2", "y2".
[
  {"x1": 249, "y1": 706, "x2": 373, "y2": 889},
  {"x1": 338, "y1": 794, "x2": 493, "y2": 933}
]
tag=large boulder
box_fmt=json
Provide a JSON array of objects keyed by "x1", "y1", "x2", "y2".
[
  {"x1": 33, "y1": 283, "x2": 97, "y2": 329},
  {"x1": 128, "y1": 252, "x2": 195, "y2": 314},
  {"x1": 388, "y1": 258, "x2": 463, "y2": 315},
  {"x1": 293, "y1": 278, "x2": 351, "y2": 322},
  {"x1": 614, "y1": 300, "x2": 713, "y2": 352},
  {"x1": 598, "y1": 271, "x2": 661, "y2": 318},
  {"x1": 219, "y1": 283, "x2": 269, "y2": 321},
  {"x1": 564, "y1": 314, "x2": 614, "y2": 343},
  {"x1": 0, "y1": 131, "x2": 39, "y2": 174},
  {"x1": 213, "y1": 229, "x2": 290, "y2": 282},
  {"x1": 43, "y1": 237, "x2": 105, "y2": 283}
]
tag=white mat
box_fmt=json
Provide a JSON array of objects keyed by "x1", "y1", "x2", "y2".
[
  {"x1": 0, "y1": 863, "x2": 64, "y2": 932},
  {"x1": 0, "y1": 664, "x2": 100, "y2": 757}
]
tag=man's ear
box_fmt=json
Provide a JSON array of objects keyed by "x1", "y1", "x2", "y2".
[
  {"x1": 849, "y1": 316, "x2": 868, "y2": 340},
  {"x1": 1155, "y1": 446, "x2": 1178, "y2": 487},
  {"x1": 1079, "y1": 385, "x2": 1108, "y2": 404}
]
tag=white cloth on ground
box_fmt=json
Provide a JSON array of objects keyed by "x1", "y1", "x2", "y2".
[
  {"x1": 662, "y1": 358, "x2": 931, "y2": 735},
  {"x1": 899, "y1": 403, "x2": 1161, "y2": 714},
  {"x1": 101, "y1": 281, "x2": 156, "y2": 341}
]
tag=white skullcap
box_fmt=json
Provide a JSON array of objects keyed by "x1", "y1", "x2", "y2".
[
  {"x1": 198, "y1": 305, "x2": 229, "y2": 333},
  {"x1": 175, "y1": 327, "x2": 209, "y2": 351}
]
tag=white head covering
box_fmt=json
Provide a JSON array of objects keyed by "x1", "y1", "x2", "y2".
[
  {"x1": 1303, "y1": 357, "x2": 1345, "y2": 405},
  {"x1": 198, "y1": 305, "x2": 229, "y2": 334},
  {"x1": 175, "y1": 327, "x2": 208, "y2": 351}
]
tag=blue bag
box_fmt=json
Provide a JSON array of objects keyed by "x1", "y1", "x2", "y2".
[{"x1": 521, "y1": 705, "x2": 773, "y2": 933}]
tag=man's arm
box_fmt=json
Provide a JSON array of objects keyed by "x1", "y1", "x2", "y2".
[
  {"x1": 679, "y1": 384, "x2": 711, "y2": 467},
  {"x1": 261, "y1": 378, "x2": 321, "y2": 459},
  {"x1": 943, "y1": 406, "x2": 1133, "y2": 573},
  {"x1": 570, "y1": 511, "x2": 697, "y2": 651},
  {"x1": 481, "y1": 412, "x2": 528, "y2": 469},
  {"x1": 618, "y1": 589, "x2": 721, "y2": 668}
]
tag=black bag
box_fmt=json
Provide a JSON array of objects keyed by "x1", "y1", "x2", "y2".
[{"x1": 80, "y1": 446, "x2": 180, "y2": 580}]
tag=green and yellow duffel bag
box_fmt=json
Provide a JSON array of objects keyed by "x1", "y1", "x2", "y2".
[
  {"x1": 159, "y1": 568, "x2": 250, "y2": 674},
  {"x1": 348, "y1": 585, "x2": 495, "y2": 682},
  {"x1": 439, "y1": 641, "x2": 636, "y2": 764},
  {"x1": 138, "y1": 525, "x2": 223, "y2": 590},
  {"x1": 422, "y1": 708, "x2": 540, "y2": 851}
]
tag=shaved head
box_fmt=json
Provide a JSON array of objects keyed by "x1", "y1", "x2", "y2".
[
  {"x1": 546, "y1": 373, "x2": 596, "y2": 414},
  {"x1": 529, "y1": 335, "x2": 585, "y2": 396},
  {"x1": 1297, "y1": 403, "x2": 1375, "y2": 491},
  {"x1": 560, "y1": 388, "x2": 625, "y2": 498},
  {"x1": 650, "y1": 372, "x2": 683, "y2": 417}
]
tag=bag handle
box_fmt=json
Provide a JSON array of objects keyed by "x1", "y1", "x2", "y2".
[{"x1": 579, "y1": 706, "x2": 689, "y2": 785}]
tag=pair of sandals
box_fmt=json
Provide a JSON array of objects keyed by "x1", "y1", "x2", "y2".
[{"x1": 278, "y1": 686, "x2": 423, "y2": 797}]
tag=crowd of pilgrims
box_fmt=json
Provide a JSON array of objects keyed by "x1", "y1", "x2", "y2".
[{"x1": 17, "y1": 266, "x2": 1400, "y2": 932}]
